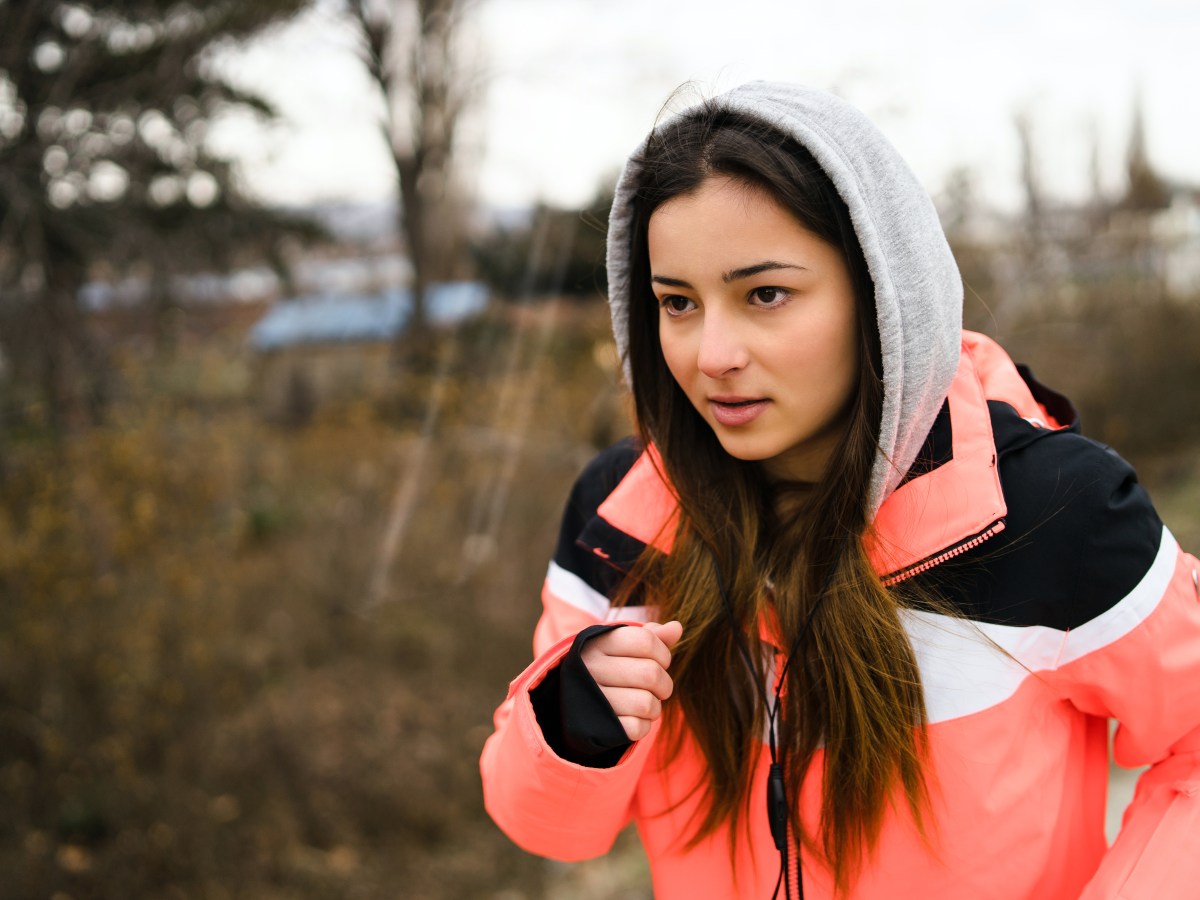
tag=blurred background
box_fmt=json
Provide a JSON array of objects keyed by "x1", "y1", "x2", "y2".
[{"x1": 1, "y1": 1, "x2": 1199, "y2": 898}]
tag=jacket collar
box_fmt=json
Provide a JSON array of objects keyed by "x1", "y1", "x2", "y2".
[
  {"x1": 865, "y1": 339, "x2": 1005, "y2": 580},
  {"x1": 581, "y1": 332, "x2": 1068, "y2": 583}
]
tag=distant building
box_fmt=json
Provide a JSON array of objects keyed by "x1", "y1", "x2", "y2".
[
  {"x1": 1151, "y1": 190, "x2": 1200, "y2": 299},
  {"x1": 1061, "y1": 184, "x2": 1200, "y2": 304},
  {"x1": 248, "y1": 282, "x2": 488, "y2": 421}
]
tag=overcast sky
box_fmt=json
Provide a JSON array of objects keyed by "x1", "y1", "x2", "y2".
[{"x1": 212, "y1": 0, "x2": 1200, "y2": 215}]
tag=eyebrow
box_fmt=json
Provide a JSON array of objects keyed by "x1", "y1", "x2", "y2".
[{"x1": 651, "y1": 260, "x2": 808, "y2": 288}]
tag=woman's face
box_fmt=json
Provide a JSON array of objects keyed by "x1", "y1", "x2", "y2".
[{"x1": 647, "y1": 175, "x2": 861, "y2": 483}]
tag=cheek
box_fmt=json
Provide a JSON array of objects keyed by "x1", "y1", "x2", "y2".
[{"x1": 657, "y1": 327, "x2": 694, "y2": 388}]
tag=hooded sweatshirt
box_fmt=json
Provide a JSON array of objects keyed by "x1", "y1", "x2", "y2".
[
  {"x1": 481, "y1": 83, "x2": 1200, "y2": 900},
  {"x1": 607, "y1": 81, "x2": 963, "y2": 514}
]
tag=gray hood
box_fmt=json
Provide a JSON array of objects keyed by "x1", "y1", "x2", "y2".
[{"x1": 605, "y1": 82, "x2": 963, "y2": 513}]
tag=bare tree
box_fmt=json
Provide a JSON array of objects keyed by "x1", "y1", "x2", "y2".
[
  {"x1": 1014, "y1": 110, "x2": 1045, "y2": 243},
  {"x1": 345, "y1": 0, "x2": 475, "y2": 365}
]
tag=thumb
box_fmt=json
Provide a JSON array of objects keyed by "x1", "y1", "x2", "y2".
[{"x1": 645, "y1": 620, "x2": 684, "y2": 651}]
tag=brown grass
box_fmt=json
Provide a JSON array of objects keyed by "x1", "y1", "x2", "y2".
[{"x1": 0, "y1": 299, "x2": 642, "y2": 900}]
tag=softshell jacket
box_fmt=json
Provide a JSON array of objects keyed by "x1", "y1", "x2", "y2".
[
  {"x1": 481, "y1": 334, "x2": 1200, "y2": 898},
  {"x1": 480, "y1": 82, "x2": 1200, "y2": 897}
]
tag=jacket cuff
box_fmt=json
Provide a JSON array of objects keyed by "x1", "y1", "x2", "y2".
[{"x1": 529, "y1": 624, "x2": 633, "y2": 767}]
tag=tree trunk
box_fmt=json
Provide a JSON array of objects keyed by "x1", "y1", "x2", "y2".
[{"x1": 395, "y1": 156, "x2": 433, "y2": 372}]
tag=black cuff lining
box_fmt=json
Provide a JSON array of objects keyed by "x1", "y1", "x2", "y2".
[{"x1": 529, "y1": 624, "x2": 633, "y2": 768}]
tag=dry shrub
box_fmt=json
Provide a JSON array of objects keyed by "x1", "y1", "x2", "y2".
[
  {"x1": 997, "y1": 297, "x2": 1200, "y2": 460},
  {"x1": 0, "y1": 300, "x2": 640, "y2": 899}
]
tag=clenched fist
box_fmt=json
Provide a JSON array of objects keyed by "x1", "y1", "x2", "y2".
[{"x1": 582, "y1": 621, "x2": 684, "y2": 741}]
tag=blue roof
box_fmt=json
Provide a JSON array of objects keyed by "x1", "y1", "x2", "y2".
[{"x1": 249, "y1": 282, "x2": 488, "y2": 351}]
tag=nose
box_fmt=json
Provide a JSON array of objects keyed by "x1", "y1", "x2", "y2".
[{"x1": 696, "y1": 308, "x2": 750, "y2": 378}]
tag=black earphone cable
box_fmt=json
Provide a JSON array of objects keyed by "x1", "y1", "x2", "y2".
[{"x1": 711, "y1": 553, "x2": 833, "y2": 900}]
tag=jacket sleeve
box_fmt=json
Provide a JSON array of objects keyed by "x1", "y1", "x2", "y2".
[
  {"x1": 479, "y1": 439, "x2": 660, "y2": 861},
  {"x1": 1037, "y1": 458, "x2": 1200, "y2": 899},
  {"x1": 1071, "y1": 539, "x2": 1200, "y2": 900}
]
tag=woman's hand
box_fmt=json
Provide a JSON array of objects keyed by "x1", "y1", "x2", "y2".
[{"x1": 581, "y1": 621, "x2": 684, "y2": 741}]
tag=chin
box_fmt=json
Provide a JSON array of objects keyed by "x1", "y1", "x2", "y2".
[{"x1": 714, "y1": 438, "x2": 777, "y2": 464}]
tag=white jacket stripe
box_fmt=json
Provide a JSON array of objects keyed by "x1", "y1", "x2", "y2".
[
  {"x1": 905, "y1": 525, "x2": 1177, "y2": 725},
  {"x1": 545, "y1": 561, "x2": 651, "y2": 623}
]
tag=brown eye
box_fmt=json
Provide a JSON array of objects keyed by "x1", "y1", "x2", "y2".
[
  {"x1": 750, "y1": 287, "x2": 789, "y2": 306},
  {"x1": 659, "y1": 295, "x2": 696, "y2": 316}
]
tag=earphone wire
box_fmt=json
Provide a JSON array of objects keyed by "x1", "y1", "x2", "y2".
[{"x1": 711, "y1": 553, "x2": 834, "y2": 900}]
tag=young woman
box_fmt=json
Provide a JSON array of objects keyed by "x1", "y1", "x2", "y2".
[{"x1": 480, "y1": 82, "x2": 1200, "y2": 899}]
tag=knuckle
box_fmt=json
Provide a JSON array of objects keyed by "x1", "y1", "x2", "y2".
[
  {"x1": 637, "y1": 658, "x2": 662, "y2": 686},
  {"x1": 622, "y1": 716, "x2": 648, "y2": 742},
  {"x1": 656, "y1": 670, "x2": 674, "y2": 700},
  {"x1": 648, "y1": 695, "x2": 663, "y2": 719},
  {"x1": 634, "y1": 692, "x2": 656, "y2": 718},
  {"x1": 629, "y1": 628, "x2": 655, "y2": 654}
]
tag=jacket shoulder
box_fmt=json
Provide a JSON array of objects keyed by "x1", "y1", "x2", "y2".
[
  {"x1": 551, "y1": 437, "x2": 644, "y2": 599},
  {"x1": 913, "y1": 403, "x2": 1164, "y2": 629}
]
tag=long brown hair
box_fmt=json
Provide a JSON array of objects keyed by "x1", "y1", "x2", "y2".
[{"x1": 620, "y1": 105, "x2": 930, "y2": 892}]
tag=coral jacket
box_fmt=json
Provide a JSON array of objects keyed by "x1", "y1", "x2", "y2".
[{"x1": 481, "y1": 333, "x2": 1200, "y2": 899}]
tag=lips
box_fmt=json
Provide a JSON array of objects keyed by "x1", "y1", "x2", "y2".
[{"x1": 709, "y1": 397, "x2": 770, "y2": 426}]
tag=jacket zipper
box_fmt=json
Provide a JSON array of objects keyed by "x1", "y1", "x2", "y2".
[{"x1": 880, "y1": 519, "x2": 1006, "y2": 587}]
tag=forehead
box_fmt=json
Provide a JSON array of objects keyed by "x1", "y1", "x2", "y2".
[
  {"x1": 650, "y1": 175, "x2": 778, "y2": 225},
  {"x1": 647, "y1": 176, "x2": 832, "y2": 270}
]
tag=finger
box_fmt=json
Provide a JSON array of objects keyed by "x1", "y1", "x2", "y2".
[
  {"x1": 587, "y1": 655, "x2": 674, "y2": 700},
  {"x1": 586, "y1": 625, "x2": 672, "y2": 671},
  {"x1": 598, "y1": 685, "x2": 663, "y2": 723},
  {"x1": 644, "y1": 620, "x2": 684, "y2": 655},
  {"x1": 617, "y1": 714, "x2": 653, "y2": 742}
]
